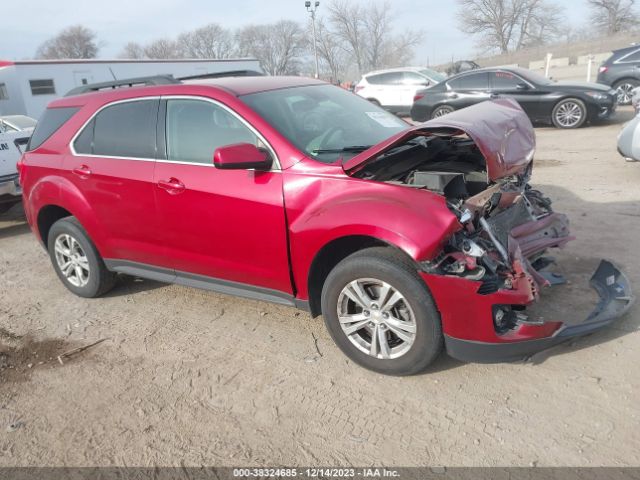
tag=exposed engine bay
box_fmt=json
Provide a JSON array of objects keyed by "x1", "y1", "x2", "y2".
[{"x1": 352, "y1": 131, "x2": 574, "y2": 332}]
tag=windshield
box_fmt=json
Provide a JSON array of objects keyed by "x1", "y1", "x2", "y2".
[
  {"x1": 241, "y1": 84, "x2": 408, "y2": 163},
  {"x1": 420, "y1": 69, "x2": 446, "y2": 83},
  {"x1": 3, "y1": 115, "x2": 37, "y2": 130}
]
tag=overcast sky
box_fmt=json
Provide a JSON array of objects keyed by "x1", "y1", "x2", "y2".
[{"x1": 2, "y1": 0, "x2": 590, "y2": 65}]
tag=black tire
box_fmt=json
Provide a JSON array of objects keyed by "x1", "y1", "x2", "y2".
[
  {"x1": 551, "y1": 98, "x2": 587, "y2": 129},
  {"x1": 0, "y1": 203, "x2": 15, "y2": 215},
  {"x1": 431, "y1": 105, "x2": 455, "y2": 119},
  {"x1": 367, "y1": 98, "x2": 381, "y2": 106},
  {"x1": 321, "y1": 247, "x2": 443, "y2": 376},
  {"x1": 613, "y1": 79, "x2": 640, "y2": 106},
  {"x1": 47, "y1": 217, "x2": 116, "y2": 298}
]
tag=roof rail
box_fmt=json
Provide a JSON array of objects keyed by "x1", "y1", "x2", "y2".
[
  {"x1": 178, "y1": 69, "x2": 265, "y2": 80},
  {"x1": 65, "y1": 75, "x2": 181, "y2": 97}
]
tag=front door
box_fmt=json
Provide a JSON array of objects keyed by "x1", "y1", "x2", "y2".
[
  {"x1": 153, "y1": 97, "x2": 292, "y2": 295},
  {"x1": 489, "y1": 71, "x2": 541, "y2": 118}
]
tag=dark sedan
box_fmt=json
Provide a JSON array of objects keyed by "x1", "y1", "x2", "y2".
[{"x1": 411, "y1": 67, "x2": 617, "y2": 129}]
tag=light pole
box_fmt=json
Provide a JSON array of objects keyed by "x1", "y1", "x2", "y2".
[{"x1": 305, "y1": 1, "x2": 320, "y2": 79}]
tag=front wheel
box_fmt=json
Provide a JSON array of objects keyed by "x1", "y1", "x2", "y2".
[
  {"x1": 321, "y1": 247, "x2": 443, "y2": 376},
  {"x1": 551, "y1": 98, "x2": 587, "y2": 129},
  {"x1": 48, "y1": 217, "x2": 116, "y2": 298}
]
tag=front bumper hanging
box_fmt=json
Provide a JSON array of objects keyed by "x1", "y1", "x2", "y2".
[{"x1": 444, "y1": 260, "x2": 634, "y2": 363}]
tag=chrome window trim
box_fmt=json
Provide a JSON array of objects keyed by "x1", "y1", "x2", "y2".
[
  {"x1": 614, "y1": 48, "x2": 640, "y2": 65},
  {"x1": 69, "y1": 94, "x2": 281, "y2": 171}
]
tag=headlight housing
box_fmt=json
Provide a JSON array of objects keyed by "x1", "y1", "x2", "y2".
[{"x1": 585, "y1": 91, "x2": 609, "y2": 101}]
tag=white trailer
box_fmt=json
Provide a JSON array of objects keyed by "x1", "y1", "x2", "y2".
[{"x1": 0, "y1": 58, "x2": 262, "y2": 119}]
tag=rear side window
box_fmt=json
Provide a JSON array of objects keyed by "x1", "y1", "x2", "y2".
[
  {"x1": 367, "y1": 72, "x2": 403, "y2": 85},
  {"x1": 74, "y1": 100, "x2": 158, "y2": 158},
  {"x1": 448, "y1": 72, "x2": 490, "y2": 91},
  {"x1": 27, "y1": 107, "x2": 79, "y2": 151},
  {"x1": 620, "y1": 49, "x2": 640, "y2": 63}
]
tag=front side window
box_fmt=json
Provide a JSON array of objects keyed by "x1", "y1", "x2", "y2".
[
  {"x1": 242, "y1": 84, "x2": 407, "y2": 163},
  {"x1": 166, "y1": 99, "x2": 259, "y2": 165},
  {"x1": 448, "y1": 72, "x2": 490, "y2": 91},
  {"x1": 74, "y1": 99, "x2": 158, "y2": 158},
  {"x1": 402, "y1": 72, "x2": 429, "y2": 86},
  {"x1": 29, "y1": 79, "x2": 56, "y2": 96}
]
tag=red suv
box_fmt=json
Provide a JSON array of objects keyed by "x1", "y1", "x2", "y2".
[{"x1": 19, "y1": 76, "x2": 633, "y2": 375}]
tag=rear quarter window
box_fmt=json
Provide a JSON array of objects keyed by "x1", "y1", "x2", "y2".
[{"x1": 27, "y1": 107, "x2": 79, "y2": 151}]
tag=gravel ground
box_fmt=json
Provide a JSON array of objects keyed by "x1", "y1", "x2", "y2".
[{"x1": 0, "y1": 108, "x2": 639, "y2": 467}]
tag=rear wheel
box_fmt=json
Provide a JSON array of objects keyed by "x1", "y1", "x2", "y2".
[
  {"x1": 48, "y1": 217, "x2": 116, "y2": 298},
  {"x1": 431, "y1": 105, "x2": 454, "y2": 119},
  {"x1": 551, "y1": 98, "x2": 587, "y2": 129},
  {"x1": 321, "y1": 247, "x2": 443, "y2": 376},
  {"x1": 614, "y1": 79, "x2": 639, "y2": 105}
]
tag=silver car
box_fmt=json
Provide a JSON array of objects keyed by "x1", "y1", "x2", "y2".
[{"x1": 618, "y1": 91, "x2": 640, "y2": 161}]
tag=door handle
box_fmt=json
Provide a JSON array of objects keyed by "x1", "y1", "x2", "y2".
[
  {"x1": 72, "y1": 165, "x2": 92, "y2": 177},
  {"x1": 448, "y1": 93, "x2": 459, "y2": 99},
  {"x1": 157, "y1": 178, "x2": 185, "y2": 194}
]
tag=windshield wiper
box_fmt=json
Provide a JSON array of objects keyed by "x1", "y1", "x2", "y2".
[{"x1": 312, "y1": 145, "x2": 373, "y2": 154}]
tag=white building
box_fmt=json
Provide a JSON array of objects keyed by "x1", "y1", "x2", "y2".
[{"x1": 0, "y1": 58, "x2": 262, "y2": 118}]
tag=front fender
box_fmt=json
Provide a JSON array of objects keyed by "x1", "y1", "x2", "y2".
[{"x1": 283, "y1": 163, "x2": 460, "y2": 299}]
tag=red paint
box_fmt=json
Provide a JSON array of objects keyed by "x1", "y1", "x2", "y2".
[{"x1": 20, "y1": 78, "x2": 567, "y2": 348}]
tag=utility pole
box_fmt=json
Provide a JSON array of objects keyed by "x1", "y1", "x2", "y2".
[{"x1": 306, "y1": 1, "x2": 320, "y2": 79}]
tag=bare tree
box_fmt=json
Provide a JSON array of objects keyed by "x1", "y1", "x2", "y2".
[
  {"x1": 457, "y1": 0, "x2": 564, "y2": 54},
  {"x1": 327, "y1": 0, "x2": 420, "y2": 75},
  {"x1": 236, "y1": 21, "x2": 306, "y2": 75},
  {"x1": 177, "y1": 24, "x2": 236, "y2": 59},
  {"x1": 118, "y1": 42, "x2": 145, "y2": 59},
  {"x1": 313, "y1": 19, "x2": 347, "y2": 81},
  {"x1": 36, "y1": 25, "x2": 99, "y2": 59},
  {"x1": 587, "y1": 0, "x2": 639, "y2": 34},
  {"x1": 327, "y1": 1, "x2": 366, "y2": 73},
  {"x1": 144, "y1": 39, "x2": 181, "y2": 59}
]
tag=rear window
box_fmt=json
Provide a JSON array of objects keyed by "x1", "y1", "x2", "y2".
[
  {"x1": 74, "y1": 100, "x2": 158, "y2": 158},
  {"x1": 27, "y1": 107, "x2": 79, "y2": 151}
]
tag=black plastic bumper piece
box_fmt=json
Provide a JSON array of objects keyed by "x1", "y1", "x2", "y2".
[{"x1": 445, "y1": 260, "x2": 634, "y2": 363}]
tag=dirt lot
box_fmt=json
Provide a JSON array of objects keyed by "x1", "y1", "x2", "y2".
[{"x1": 1, "y1": 108, "x2": 639, "y2": 467}]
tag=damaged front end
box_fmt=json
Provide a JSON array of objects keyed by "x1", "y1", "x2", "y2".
[{"x1": 348, "y1": 99, "x2": 634, "y2": 362}]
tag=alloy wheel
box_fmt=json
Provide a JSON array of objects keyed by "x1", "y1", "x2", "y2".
[
  {"x1": 433, "y1": 107, "x2": 453, "y2": 118},
  {"x1": 54, "y1": 234, "x2": 90, "y2": 287},
  {"x1": 616, "y1": 83, "x2": 635, "y2": 105},
  {"x1": 554, "y1": 101, "x2": 583, "y2": 128},
  {"x1": 337, "y1": 278, "x2": 417, "y2": 360}
]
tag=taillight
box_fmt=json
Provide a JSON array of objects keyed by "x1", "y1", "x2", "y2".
[
  {"x1": 599, "y1": 66, "x2": 608, "y2": 74},
  {"x1": 413, "y1": 94, "x2": 425, "y2": 102}
]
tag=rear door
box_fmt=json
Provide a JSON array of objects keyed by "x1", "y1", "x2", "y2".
[
  {"x1": 489, "y1": 71, "x2": 540, "y2": 117},
  {"x1": 366, "y1": 72, "x2": 404, "y2": 108},
  {"x1": 153, "y1": 97, "x2": 292, "y2": 295},
  {"x1": 65, "y1": 98, "x2": 166, "y2": 267},
  {"x1": 445, "y1": 72, "x2": 491, "y2": 108}
]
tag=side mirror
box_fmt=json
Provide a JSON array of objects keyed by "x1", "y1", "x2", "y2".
[
  {"x1": 516, "y1": 82, "x2": 530, "y2": 90},
  {"x1": 213, "y1": 143, "x2": 272, "y2": 170}
]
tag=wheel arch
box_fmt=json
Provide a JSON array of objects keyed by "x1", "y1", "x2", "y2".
[{"x1": 306, "y1": 235, "x2": 418, "y2": 318}]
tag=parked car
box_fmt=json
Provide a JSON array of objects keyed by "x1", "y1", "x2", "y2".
[
  {"x1": 411, "y1": 67, "x2": 618, "y2": 129},
  {"x1": 19, "y1": 77, "x2": 633, "y2": 375},
  {"x1": 446, "y1": 60, "x2": 480, "y2": 76},
  {"x1": 0, "y1": 115, "x2": 37, "y2": 134},
  {"x1": 597, "y1": 45, "x2": 640, "y2": 105},
  {"x1": 618, "y1": 112, "x2": 640, "y2": 161},
  {"x1": 0, "y1": 129, "x2": 30, "y2": 213},
  {"x1": 632, "y1": 86, "x2": 640, "y2": 114},
  {"x1": 355, "y1": 67, "x2": 446, "y2": 115}
]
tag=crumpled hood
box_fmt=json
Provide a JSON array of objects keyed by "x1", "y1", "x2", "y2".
[{"x1": 343, "y1": 98, "x2": 536, "y2": 182}]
